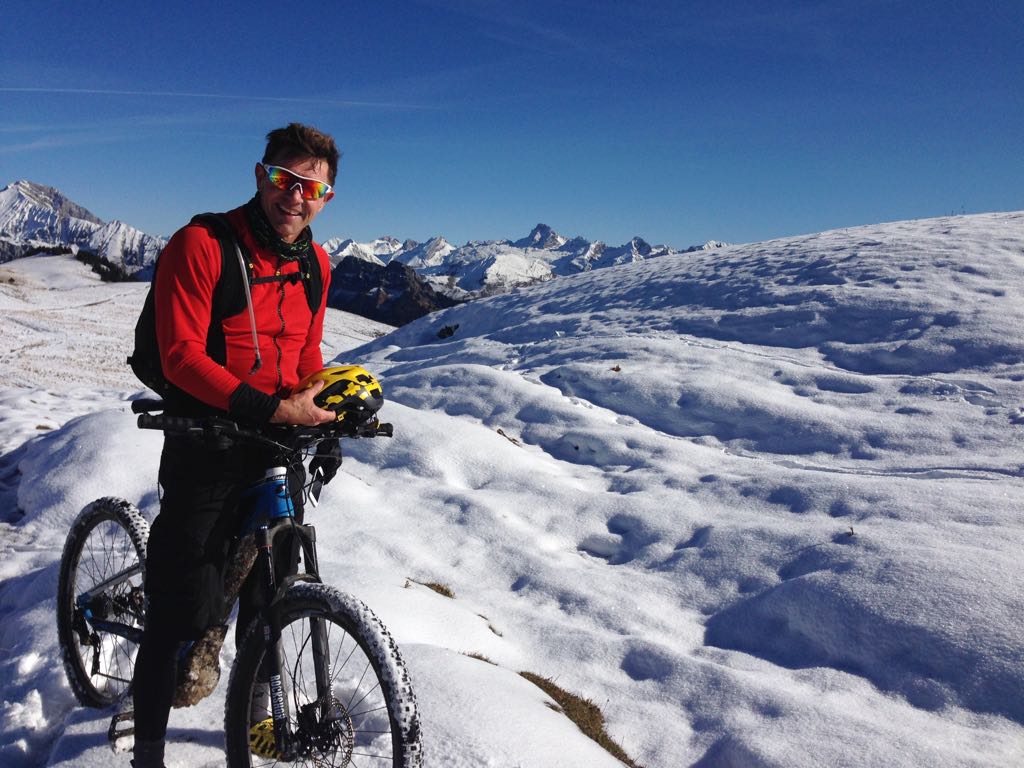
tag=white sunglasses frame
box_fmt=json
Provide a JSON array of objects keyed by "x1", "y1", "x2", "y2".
[{"x1": 260, "y1": 163, "x2": 333, "y2": 200}]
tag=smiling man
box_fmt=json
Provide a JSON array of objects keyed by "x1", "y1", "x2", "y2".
[
  {"x1": 130, "y1": 124, "x2": 342, "y2": 768},
  {"x1": 153, "y1": 124, "x2": 340, "y2": 427}
]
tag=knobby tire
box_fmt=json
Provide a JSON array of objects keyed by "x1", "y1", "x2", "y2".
[
  {"x1": 224, "y1": 582, "x2": 421, "y2": 767},
  {"x1": 56, "y1": 497, "x2": 149, "y2": 708}
]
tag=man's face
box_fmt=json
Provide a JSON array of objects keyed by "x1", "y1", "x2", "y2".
[{"x1": 255, "y1": 156, "x2": 333, "y2": 243}]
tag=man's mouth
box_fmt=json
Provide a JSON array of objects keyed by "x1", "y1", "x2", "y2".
[{"x1": 276, "y1": 203, "x2": 302, "y2": 218}]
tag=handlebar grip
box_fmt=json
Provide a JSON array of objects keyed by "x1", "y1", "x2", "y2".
[
  {"x1": 137, "y1": 413, "x2": 207, "y2": 434},
  {"x1": 136, "y1": 413, "x2": 161, "y2": 430}
]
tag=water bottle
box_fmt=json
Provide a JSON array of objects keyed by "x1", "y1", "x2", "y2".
[
  {"x1": 239, "y1": 466, "x2": 295, "y2": 534},
  {"x1": 259, "y1": 466, "x2": 295, "y2": 520}
]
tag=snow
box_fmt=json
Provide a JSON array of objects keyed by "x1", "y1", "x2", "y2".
[{"x1": 1, "y1": 210, "x2": 1024, "y2": 767}]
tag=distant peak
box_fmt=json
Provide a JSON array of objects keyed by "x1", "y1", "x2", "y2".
[
  {"x1": 425, "y1": 235, "x2": 452, "y2": 251},
  {"x1": 683, "y1": 240, "x2": 729, "y2": 253},
  {"x1": 1, "y1": 180, "x2": 104, "y2": 226},
  {"x1": 8, "y1": 179, "x2": 53, "y2": 195},
  {"x1": 514, "y1": 223, "x2": 566, "y2": 250},
  {"x1": 4, "y1": 180, "x2": 63, "y2": 206},
  {"x1": 630, "y1": 236, "x2": 652, "y2": 256}
]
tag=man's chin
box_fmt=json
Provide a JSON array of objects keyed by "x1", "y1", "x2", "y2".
[{"x1": 271, "y1": 219, "x2": 305, "y2": 242}]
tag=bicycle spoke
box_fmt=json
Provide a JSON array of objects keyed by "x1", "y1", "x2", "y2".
[
  {"x1": 232, "y1": 594, "x2": 413, "y2": 766},
  {"x1": 58, "y1": 500, "x2": 148, "y2": 709}
]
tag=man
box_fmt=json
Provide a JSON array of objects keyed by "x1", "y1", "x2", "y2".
[{"x1": 131, "y1": 123, "x2": 341, "y2": 768}]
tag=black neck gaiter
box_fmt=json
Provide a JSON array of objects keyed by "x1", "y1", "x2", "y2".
[{"x1": 244, "y1": 194, "x2": 312, "y2": 261}]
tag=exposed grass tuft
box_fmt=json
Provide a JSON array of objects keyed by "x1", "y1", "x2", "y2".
[
  {"x1": 422, "y1": 581, "x2": 454, "y2": 598},
  {"x1": 519, "y1": 672, "x2": 642, "y2": 767},
  {"x1": 404, "y1": 577, "x2": 455, "y2": 598}
]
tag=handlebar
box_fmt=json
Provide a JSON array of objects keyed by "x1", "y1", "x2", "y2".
[{"x1": 131, "y1": 399, "x2": 392, "y2": 451}]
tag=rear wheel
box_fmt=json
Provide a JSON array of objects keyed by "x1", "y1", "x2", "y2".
[
  {"x1": 56, "y1": 497, "x2": 149, "y2": 707},
  {"x1": 225, "y1": 582, "x2": 421, "y2": 767}
]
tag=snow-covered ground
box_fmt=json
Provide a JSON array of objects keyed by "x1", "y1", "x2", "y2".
[{"x1": 1, "y1": 211, "x2": 1023, "y2": 767}]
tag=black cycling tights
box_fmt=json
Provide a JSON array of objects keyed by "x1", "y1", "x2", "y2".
[{"x1": 133, "y1": 625, "x2": 181, "y2": 742}]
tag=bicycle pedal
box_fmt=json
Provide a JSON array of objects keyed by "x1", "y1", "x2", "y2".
[
  {"x1": 107, "y1": 709, "x2": 135, "y2": 749},
  {"x1": 249, "y1": 718, "x2": 285, "y2": 760}
]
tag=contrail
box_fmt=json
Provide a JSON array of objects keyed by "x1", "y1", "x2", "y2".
[{"x1": 0, "y1": 87, "x2": 434, "y2": 110}]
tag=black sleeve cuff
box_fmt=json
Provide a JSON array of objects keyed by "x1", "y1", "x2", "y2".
[{"x1": 228, "y1": 382, "x2": 280, "y2": 424}]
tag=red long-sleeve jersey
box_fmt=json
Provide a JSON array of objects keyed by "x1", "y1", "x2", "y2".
[{"x1": 154, "y1": 206, "x2": 331, "y2": 421}]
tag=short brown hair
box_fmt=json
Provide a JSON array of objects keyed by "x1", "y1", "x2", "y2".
[{"x1": 262, "y1": 123, "x2": 341, "y2": 185}]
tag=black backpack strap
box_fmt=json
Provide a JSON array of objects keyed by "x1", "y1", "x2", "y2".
[
  {"x1": 190, "y1": 213, "x2": 251, "y2": 284},
  {"x1": 252, "y1": 273, "x2": 303, "y2": 285},
  {"x1": 126, "y1": 213, "x2": 247, "y2": 401},
  {"x1": 189, "y1": 213, "x2": 253, "y2": 364},
  {"x1": 298, "y1": 247, "x2": 323, "y2": 314},
  {"x1": 190, "y1": 212, "x2": 323, "y2": 319},
  {"x1": 248, "y1": 247, "x2": 322, "y2": 315}
]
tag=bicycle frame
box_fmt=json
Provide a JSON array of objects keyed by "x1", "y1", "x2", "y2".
[
  {"x1": 74, "y1": 565, "x2": 146, "y2": 647},
  {"x1": 130, "y1": 399, "x2": 390, "y2": 759},
  {"x1": 64, "y1": 398, "x2": 418, "y2": 766}
]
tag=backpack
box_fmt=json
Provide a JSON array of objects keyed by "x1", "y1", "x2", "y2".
[{"x1": 127, "y1": 212, "x2": 323, "y2": 398}]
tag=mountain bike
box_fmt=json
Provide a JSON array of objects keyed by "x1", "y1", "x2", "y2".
[{"x1": 55, "y1": 399, "x2": 422, "y2": 767}]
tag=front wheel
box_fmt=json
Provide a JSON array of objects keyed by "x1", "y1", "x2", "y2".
[
  {"x1": 225, "y1": 582, "x2": 421, "y2": 767},
  {"x1": 56, "y1": 497, "x2": 149, "y2": 707}
]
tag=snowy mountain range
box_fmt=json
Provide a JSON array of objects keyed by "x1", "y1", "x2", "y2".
[
  {"x1": 0, "y1": 181, "x2": 165, "y2": 276},
  {"x1": 0, "y1": 180, "x2": 723, "y2": 299},
  {"x1": 325, "y1": 223, "x2": 727, "y2": 298}
]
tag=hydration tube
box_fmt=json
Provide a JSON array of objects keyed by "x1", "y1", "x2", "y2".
[{"x1": 232, "y1": 240, "x2": 263, "y2": 375}]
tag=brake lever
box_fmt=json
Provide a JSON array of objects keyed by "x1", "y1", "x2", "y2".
[
  {"x1": 346, "y1": 420, "x2": 393, "y2": 438},
  {"x1": 308, "y1": 467, "x2": 324, "y2": 509}
]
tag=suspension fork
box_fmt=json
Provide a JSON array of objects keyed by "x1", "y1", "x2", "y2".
[
  {"x1": 303, "y1": 525, "x2": 337, "y2": 717},
  {"x1": 255, "y1": 525, "x2": 293, "y2": 758}
]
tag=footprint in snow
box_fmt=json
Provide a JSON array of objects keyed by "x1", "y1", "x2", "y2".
[
  {"x1": 621, "y1": 643, "x2": 675, "y2": 682},
  {"x1": 578, "y1": 514, "x2": 659, "y2": 565}
]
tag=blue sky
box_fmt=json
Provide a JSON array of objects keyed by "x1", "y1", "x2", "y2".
[{"x1": 2, "y1": 1, "x2": 1021, "y2": 248}]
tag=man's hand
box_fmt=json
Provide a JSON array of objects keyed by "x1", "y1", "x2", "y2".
[{"x1": 270, "y1": 380, "x2": 336, "y2": 425}]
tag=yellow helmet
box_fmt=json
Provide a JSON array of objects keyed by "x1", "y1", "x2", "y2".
[{"x1": 297, "y1": 365, "x2": 384, "y2": 422}]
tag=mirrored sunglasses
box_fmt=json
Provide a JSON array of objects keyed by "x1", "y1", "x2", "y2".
[{"x1": 261, "y1": 164, "x2": 333, "y2": 200}]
